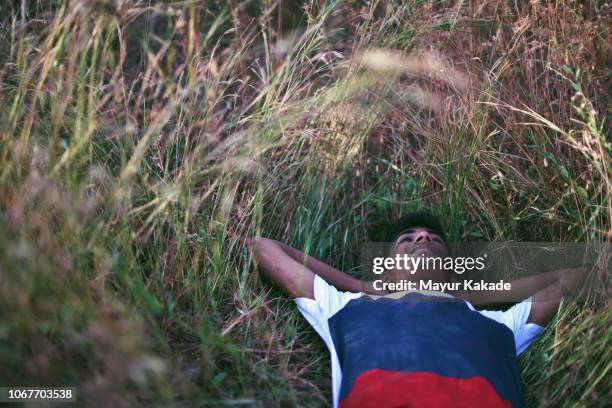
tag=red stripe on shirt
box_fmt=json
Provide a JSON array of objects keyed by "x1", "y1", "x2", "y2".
[{"x1": 339, "y1": 368, "x2": 513, "y2": 408}]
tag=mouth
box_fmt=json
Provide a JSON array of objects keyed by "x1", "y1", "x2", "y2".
[
  {"x1": 412, "y1": 243, "x2": 436, "y2": 253},
  {"x1": 395, "y1": 240, "x2": 440, "y2": 255}
]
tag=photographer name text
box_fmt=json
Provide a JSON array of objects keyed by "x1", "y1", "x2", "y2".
[{"x1": 373, "y1": 279, "x2": 511, "y2": 292}]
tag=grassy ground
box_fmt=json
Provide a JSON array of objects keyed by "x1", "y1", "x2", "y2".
[{"x1": 0, "y1": 0, "x2": 610, "y2": 406}]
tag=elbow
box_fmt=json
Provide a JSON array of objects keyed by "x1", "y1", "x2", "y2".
[
  {"x1": 247, "y1": 236, "x2": 269, "y2": 252},
  {"x1": 247, "y1": 236, "x2": 262, "y2": 258},
  {"x1": 248, "y1": 236, "x2": 276, "y2": 263},
  {"x1": 246, "y1": 236, "x2": 257, "y2": 248}
]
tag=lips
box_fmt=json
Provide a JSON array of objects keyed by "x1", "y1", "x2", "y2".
[{"x1": 408, "y1": 242, "x2": 433, "y2": 251}]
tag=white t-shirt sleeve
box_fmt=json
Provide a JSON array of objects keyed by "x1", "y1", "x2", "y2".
[
  {"x1": 294, "y1": 274, "x2": 362, "y2": 324},
  {"x1": 294, "y1": 275, "x2": 362, "y2": 408},
  {"x1": 476, "y1": 298, "x2": 544, "y2": 355}
]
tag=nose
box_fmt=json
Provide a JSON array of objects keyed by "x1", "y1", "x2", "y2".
[{"x1": 414, "y1": 230, "x2": 433, "y2": 243}]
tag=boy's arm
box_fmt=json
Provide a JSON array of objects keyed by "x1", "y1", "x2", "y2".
[
  {"x1": 462, "y1": 266, "x2": 589, "y2": 325},
  {"x1": 250, "y1": 237, "x2": 371, "y2": 299},
  {"x1": 527, "y1": 267, "x2": 589, "y2": 325}
]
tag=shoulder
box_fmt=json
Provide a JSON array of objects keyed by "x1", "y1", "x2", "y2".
[{"x1": 295, "y1": 275, "x2": 363, "y2": 321}]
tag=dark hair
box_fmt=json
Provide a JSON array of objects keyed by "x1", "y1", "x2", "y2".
[{"x1": 378, "y1": 211, "x2": 446, "y2": 243}]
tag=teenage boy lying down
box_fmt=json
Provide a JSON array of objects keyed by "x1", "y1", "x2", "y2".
[{"x1": 250, "y1": 212, "x2": 588, "y2": 408}]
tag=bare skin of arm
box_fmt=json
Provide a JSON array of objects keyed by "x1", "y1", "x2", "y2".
[
  {"x1": 250, "y1": 237, "x2": 378, "y2": 299},
  {"x1": 525, "y1": 267, "x2": 589, "y2": 325},
  {"x1": 251, "y1": 236, "x2": 589, "y2": 325},
  {"x1": 458, "y1": 266, "x2": 589, "y2": 325}
]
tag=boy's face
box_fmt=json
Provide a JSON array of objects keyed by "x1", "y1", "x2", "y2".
[
  {"x1": 391, "y1": 227, "x2": 448, "y2": 258},
  {"x1": 387, "y1": 227, "x2": 451, "y2": 283}
]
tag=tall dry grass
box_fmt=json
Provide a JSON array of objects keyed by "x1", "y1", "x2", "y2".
[{"x1": 0, "y1": 0, "x2": 610, "y2": 406}]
